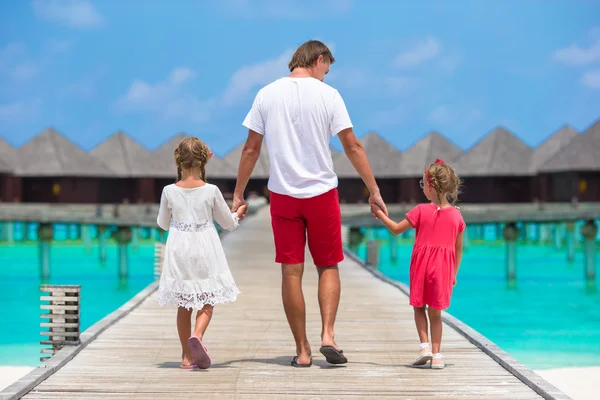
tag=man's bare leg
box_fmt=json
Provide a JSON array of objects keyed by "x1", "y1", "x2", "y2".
[
  {"x1": 282, "y1": 263, "x2": 311, "y2": 364},
  {"x1": 317, "y1": 264, "x2": 341, "y2": 350}
]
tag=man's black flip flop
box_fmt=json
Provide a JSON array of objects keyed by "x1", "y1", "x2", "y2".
[
  {"x1": 319, "y1": 346, "x2": 348, "y2": 364},
  {"x1": 291, "y1": 356, "x2": 312, "y2": 368}
]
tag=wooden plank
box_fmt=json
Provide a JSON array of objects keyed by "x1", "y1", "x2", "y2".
[
  {"x1": 40, "y1": 331, "x2": 79, "y2": 337},
  {"x1": 40, "y1": 305, "x2": 79, "y2": 311},
  {"x1": 16, "y1": 208, "x2": 566, "y2": 399},
  {"x1": 40, "y1": 296, "x2": 80, "y2": 302},
  {"x1": 40, "y1": 314, "x2": 79, "y2": 320},
  {"x1": 40, "y1": 323, "x2": 79, "y2": 328},
  {"x1": 40, "y1": 340, "x2": 79, "y2": 346}
]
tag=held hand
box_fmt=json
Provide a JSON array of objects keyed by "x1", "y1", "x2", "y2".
[
  {"x1": 369, "y1": 192, "x2": 388, "y2": 219},
  {"x1": 236, "y1": 204, "x2": 248, "y2": 219},
  {"x1": 232, "y1": 196, "x2": 248, "y2": 221}
]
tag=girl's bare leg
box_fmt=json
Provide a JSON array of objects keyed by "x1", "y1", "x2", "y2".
[
  {"x1": 177, "y1": 307, "x2": 193, "y2": 366},
  {"x1": 427, "y1": 307, "x2": 443, "y2": 354},
  {"x1": 412, "y1": 306, "x2": 432, "y2": 364},
  {"x1": 413, "y1": 306, "x2": 429, "y2": 343},
  {"x1": 193, "y1": 304, "x2": 214, "y2": 340}
]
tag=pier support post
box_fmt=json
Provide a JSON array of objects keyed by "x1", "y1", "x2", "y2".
[
  {"x1": 113, "y1": 226, "x2": 133, "y2": 280},
  {"x1": 98, "y1": 225, "x2": 108, "y2": 264},
  {"x1": 540, "y1": 224, "x2": 550, "y2": 244},
  {"x1": 82, "y1": 224, "x2": 92, "y2": 253},
  {"x1": 131, "y1": 227, "x2": 139, "y2": 253},
  {"x1": 389, "y1": 233, "x2": 398, "y2": 263},
  {"x1": 37, "y1": 223, "x2": 54, "y2": 281},
  {"x1": 348, "y1": 227, "x2": 364, "y2": 250},
  {"x1": 1, "y1": 222, "x2": 14, "y2": 244},
  {"x1": 503, "y1": 222, "x2": 519, "y2": 283},
  {"x1": 366, "y1": 240, "x2": 380, "y2": 268},
  {"x1": 27, "y1": 222, "x2": 36, "y2": 241},
  {"x1": 554, "y1": 223, "x2": 563, "y2": 250},
  {"x1": 566, "y1": 222, "x2": 576, "y2": 263},
  {"x1": 581, "y1": 220, "x2": 598, "y2": 282}
]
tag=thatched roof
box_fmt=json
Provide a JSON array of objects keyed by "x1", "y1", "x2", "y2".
[
  {"x1": 15, "y1": 128, "x2": 112, "y2": 177},
  {"x1": 530, "y1": 125, "x2": 578, "y2": 173},
  {"x1": 0, "y1": 137, "x2": 16, "y2": 173},
  {"x1": 153, "y1": 133, "x2": 237, "y2": 179},
  {"x1": 333, "y1": 132, "x2": 402, "y2": 178},
  {"x1": 222, "y1": 142, "x2": 270, "y2": 179},
  {"x1": 399, "y1": 131, "x2": 463, "y2": 177},
  {"x1": 453, "y1": 127, "x2": 533, "y2": 176},
  {"x1": 90, "y1": 132, "x2": 167, "y2": 178},
  {"x1": 538, "y1": 119, "x2": 600, "y2": 172}
]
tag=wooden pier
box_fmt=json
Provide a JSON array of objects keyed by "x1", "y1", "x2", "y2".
[{"x1": 8, "y1": 208, "x2": 568, "y2": 399}]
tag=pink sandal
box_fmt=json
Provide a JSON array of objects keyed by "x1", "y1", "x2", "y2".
[{"x1": 188, "y1": 336, "x2": 211, "y2": 369}]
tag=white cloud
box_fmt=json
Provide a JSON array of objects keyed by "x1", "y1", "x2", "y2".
[
  {"x1": 430, "y1": 105, "x2": 483, "y2": 127},
  {"x1": 221, "y1": 49, "x2": 293, "y2": 106},
  {"x1": 0, "y1": 43, "x2": 40, "y2": 82},
  {"x1": 0, "y1": 99, "x2": 42, "y2": 122},
  {"x1": 13, "y1": 62, "x2": 39, "y2": 80},
  {"x1": 215, "y1": 0, "x2": 351, "y2": 19},
  {"x1": 394, "y1": 37, "x2": 441, "y2": 68},
  {"x1": 32, "y1": 0, "x2": 103, "y2": 28},
  {"x1": 370, "y1": 104, "x2": 408, "y2": 127},
  {"x1": 430, "y1": 105, "x2": 453, "y2": 124},
  {"x1": 552, "y1": 27, "x2": 600, "y2": 67},
  {"x1": 581, "y1": 69, "x2": 600, "y2": 89},
  {"x1": 169, "y1": 67, "x2": 196, "y2": 85},
  {"x1": 438, "y1": 55, "x2": 461, "y2": 75},
  {"x1": 328, "y1": 67, "x2": 417, "y2": 96},
  {"x1": 115, "y1": 67, "x2": 212, "y2": 123},
  {"x1": 45, "y1": 38, "x2": 72, "y2": 53}
]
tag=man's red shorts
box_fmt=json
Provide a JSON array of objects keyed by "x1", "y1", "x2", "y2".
[{"x1": 269, "y1": 188, "x2": 344, "y2": 267}]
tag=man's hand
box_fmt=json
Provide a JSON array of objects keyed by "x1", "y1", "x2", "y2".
[
  {"x1": 232, "y1": 195, "x2": 248, "y2": 221},
  {"x1": 369, "y1": 192, "x2": 388, "y2": 219}
]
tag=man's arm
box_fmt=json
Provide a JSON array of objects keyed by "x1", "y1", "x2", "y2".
[
  {"x1": 338, "y1": 128, "x2": 388, "y2": 216},
  {"x1": 232, "y1": 130, "x2": 263, "y2": 216}
]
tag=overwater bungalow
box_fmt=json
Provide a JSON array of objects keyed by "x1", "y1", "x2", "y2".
[
  {"x1": 90, "y1": 131, "x2": 167, "y2": 204},
  {"x1": 153, "y1": 133, "x2": 238, "y2": 199},
  {"x1": 530, "y1": 125, "x2": 579, "y2": 203},
  {"x1": 538, "y1": 120, "x2": 600, "y2": 202},
  {"x1": 0, "y1": 119, "x2": 598, "y2": 205},
  {"x1": 398, "y1": 131, "x2": 463, "y2": 203},
  {"x1": 333, "y1": 132, "x2": 403, "y2": 204},
  {"x1": 0, "y1": 137, "x2": 17, "y2": 202},
  {"x1": 453, "y1": 127, "x2": 533, "y2": 203},
  {"x1": 9, "y1": 128, "x2": 113, "y2": 203}
]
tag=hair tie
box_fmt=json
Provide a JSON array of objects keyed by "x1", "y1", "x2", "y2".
[{"x1": 435, "y1": 158, "x2": 445, "y2": 164}]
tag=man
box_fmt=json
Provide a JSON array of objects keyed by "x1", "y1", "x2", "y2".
[{"x1": 232, "y1": 40, "x2": 388, "y2": 367}]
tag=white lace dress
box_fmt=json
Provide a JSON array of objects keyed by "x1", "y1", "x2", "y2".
[{"x1": 156, "y1": 183, "x2": 241, "y2": 310}]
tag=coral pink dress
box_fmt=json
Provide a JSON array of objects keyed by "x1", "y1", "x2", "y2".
[{"x1": 405, "y1": 203, "x2": 466, "y2": 310}]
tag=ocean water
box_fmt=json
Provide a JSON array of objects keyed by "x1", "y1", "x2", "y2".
[
  {"x1": 354, "y1": 225, "x2": 600, "y2": 370},
  {"x1": 0, "y1": 228, "x2": 155, "y2": 367}
]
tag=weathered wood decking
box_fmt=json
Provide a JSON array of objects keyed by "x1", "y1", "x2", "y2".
[{"x1": 18, "y1": 208, "x2": 566, "y2": 399}]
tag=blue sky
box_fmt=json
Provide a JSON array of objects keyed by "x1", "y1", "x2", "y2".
[{"x1": 1, "y1": 0, "x2": 599, "y2": 156}]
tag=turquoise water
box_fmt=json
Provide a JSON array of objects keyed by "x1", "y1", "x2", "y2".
[
  {"x1": 0, "y1": 223, "x2": 155, "y2": 366},
  {"x1": 355, "y1": 224, "x2": 600, "y2": 370}
]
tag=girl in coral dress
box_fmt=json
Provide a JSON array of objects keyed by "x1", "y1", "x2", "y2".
[{"x1": 374, "y1": 159, "x2": 465, "y2": 369}]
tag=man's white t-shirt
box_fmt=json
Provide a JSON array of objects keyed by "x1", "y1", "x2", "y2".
[{"x1": 242, "y1": 77, "x2": 353, "y2": 199}]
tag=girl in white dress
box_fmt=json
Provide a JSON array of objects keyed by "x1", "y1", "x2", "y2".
[{"x1": 156, "y1": 137, "x2": 246, "y2": 370}]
